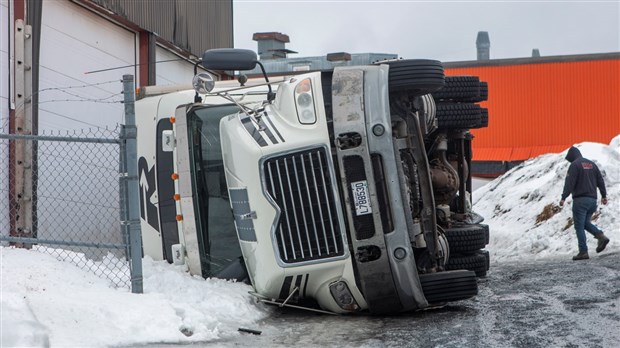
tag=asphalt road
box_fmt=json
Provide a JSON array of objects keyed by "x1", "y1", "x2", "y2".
[{"x1": 211, "y1": 251, "x2": 620, "y2": 348}]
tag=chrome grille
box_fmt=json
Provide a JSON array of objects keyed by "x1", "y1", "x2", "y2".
[{"x1": 264, "y1": 147, "x2": 345, "y2": 263}]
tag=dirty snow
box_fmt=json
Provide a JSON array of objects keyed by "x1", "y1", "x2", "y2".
[{"x1": 1, "y1": 136, "x2": 619, "y2": 347}]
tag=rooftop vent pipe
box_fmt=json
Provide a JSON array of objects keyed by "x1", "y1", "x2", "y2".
[{"x1": 476, "y1": 31, "x2": 490, "y2": 60}]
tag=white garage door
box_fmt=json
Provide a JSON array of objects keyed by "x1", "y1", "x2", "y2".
[
  {"x1": 1, "y1": 0, "x2": 8, "y2": 131},
  {"x1": 155, "y1": 46, "x2": 197, "y2": 86},
  {"x1": 36, "y1": 0, "x2": 137, "y2": 246},
  {"x1": 39, "y1": 0, "x2": 136, "y2": 132}
]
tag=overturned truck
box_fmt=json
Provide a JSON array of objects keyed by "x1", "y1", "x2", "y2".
[{"x1": 136, "y1": 49, "x2": 490, "y2": 314}]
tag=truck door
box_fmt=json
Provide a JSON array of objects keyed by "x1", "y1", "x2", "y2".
[{"x1": 176, "y1": 104, "x2": 244, "y2": 279}]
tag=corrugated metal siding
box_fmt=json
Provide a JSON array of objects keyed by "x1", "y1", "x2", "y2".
[
  {"x1": 445, "y1": 58, "x2": 620, "y2": 161},
  {"x1": 87, "y1": 0, "x2": 232, "y2": 56}
]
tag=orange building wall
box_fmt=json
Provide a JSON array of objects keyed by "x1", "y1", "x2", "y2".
[{"x1": 445, "y1": 59, "x2": 620, "y2": 161}]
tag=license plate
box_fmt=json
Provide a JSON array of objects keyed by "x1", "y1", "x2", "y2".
[{"x1": 351, "y1": 180, "x2": 372, "y2": 216}]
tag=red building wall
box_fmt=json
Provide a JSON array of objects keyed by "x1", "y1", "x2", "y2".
[{"x1": 445, "y1": 56, "x2": 620, "y2": 162}]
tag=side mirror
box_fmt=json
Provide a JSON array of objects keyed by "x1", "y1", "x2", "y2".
[
  {"x1": 201, "y1": 48, "x2": 257, "y2": 71},
  {"x1": 192, "y1": 72, "x2": 215, "y2": 94},
  {"x1": 200, "y1": 48, "x2": 274, "y2": 102}
]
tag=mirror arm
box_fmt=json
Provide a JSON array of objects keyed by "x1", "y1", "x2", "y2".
[
  {"x1": 256, "y1": 61, "x2": 275, "y2": 102},
  {"x1": 193, "y1": 60, "x2": 203, "y2": 103}
]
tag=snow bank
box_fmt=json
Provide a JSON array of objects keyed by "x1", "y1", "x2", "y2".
[
  {"x1": 0, "y1": 247, "x2": 270, "y2": 347},
  {"x1": 474, "y1": 135, "x2": 620, "y2": 262}
]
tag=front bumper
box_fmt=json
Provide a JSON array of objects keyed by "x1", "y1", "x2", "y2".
[{"x1": 331, "y1": 65, "x2": 428, "y2": 313}]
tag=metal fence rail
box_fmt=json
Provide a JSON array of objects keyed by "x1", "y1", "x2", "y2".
[{"x1": 0, "y1": 128, "x2": 134, "y2": 289}]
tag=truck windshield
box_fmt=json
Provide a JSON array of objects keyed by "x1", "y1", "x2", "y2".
[{"x1": 187, "y1": 104, "x2": 242, "y2": 278}]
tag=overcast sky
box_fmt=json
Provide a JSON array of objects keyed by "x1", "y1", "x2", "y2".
[{"x1": 233, "y1": 1, "x2": 620, "y2": 62}]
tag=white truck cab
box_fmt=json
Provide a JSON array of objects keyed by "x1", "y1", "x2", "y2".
[{"x1": 136, "y1": 49, "x2": 490, "y2": 314}]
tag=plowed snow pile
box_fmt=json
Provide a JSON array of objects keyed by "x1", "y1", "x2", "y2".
[{"x1": 474, "y1": 135, "x2": 620, "y2": 262}]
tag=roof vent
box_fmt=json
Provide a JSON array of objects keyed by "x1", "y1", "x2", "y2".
[
  {"x1": 252, "y1": 32, "x2": 297, "y2": 60},
  {"x1": 476, "y1": 31, "x2": 490, "y2": 60}
]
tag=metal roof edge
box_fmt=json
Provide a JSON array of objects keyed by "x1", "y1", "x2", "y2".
[
  {"x1": 443, "y1": 52, "x2": 620, "y2": 68},
  {"x1": 259, "y1": 52, "x2": 397, "y2": 63}
]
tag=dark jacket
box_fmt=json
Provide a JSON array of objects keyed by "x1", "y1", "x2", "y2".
[{"x1": 561, "y1": 146, "x2": 607, "y2": 201}]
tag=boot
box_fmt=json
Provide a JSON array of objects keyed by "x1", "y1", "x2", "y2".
[
  {"x1": 595, "y1": 233, "x2": 610, "y2": 253},
  {"x1": 572, "y1": 251, "x2": 589, "y2": 261}
]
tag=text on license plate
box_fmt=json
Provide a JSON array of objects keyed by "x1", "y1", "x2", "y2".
[{"x1": 351, "y1": 180, "x2": 372, "y2": 216}]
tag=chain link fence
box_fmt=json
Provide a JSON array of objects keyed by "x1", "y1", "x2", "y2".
[{"x1": 0, "y1": 127, "x2": 136, "y2": 289}]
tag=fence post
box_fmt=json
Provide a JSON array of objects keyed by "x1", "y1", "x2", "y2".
[{"x1": 122, "y1": 74, "x2": 143, "y2": 293}]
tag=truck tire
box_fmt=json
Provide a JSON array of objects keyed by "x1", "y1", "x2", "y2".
[
  {"x1": 444, "y1": 224, "x2": 487, "y2": 253},
  {"x1": 436, "y1": 103, "x2": 481, "y2": 129},
  {"x1": 420, "y1": 270, "x2": 478, "y2": 304},
  {"x1": 431, "y1": 76, "x2": 480, "y2": 102},
  {"x1": 460, "y1": 81, "x2": 489, "y2": 103},
  {"x1": 383, "y1": 59, "x2": 445, "y2": 96},
  {"x1": 477, "y1": 81, "x2": 488, "y2": 102},
  {"x1": 481, "y1": 108, "x2": 489, "y2": 128},
  {"x1": 470, "y1": 107, "x2": 488, "y2": 129},
  {"x1": 445, "y1": 252, "x2": 488, "y2": 277},
  {"x1": 480, "y1": 223, "x2": 490, "y2": 245},
  {"x1": 481, "y1": 249, "x2": 490, "y2": 271}
]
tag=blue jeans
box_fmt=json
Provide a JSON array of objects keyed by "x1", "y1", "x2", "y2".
[{"x1": 572, "y1": 197, "x2": 603, "y2": 253}]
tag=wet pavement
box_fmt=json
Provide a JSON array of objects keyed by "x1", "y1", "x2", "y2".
[
  {"x1": 213, "y1": 252, "x2": 620, "y2": 348},
  {"x1": 140, "y1": 251, "x2": 620, "y2": 348}
]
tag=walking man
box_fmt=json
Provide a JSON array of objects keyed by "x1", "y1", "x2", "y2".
[{"x1": 560, "y1": 146, "x2": 609, "y2": 261}]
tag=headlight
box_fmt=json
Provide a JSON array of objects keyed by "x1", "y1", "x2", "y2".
[
  {"x1": 329, "y1": 281, "x2": 360, "y2": 311},
  {"x1": 294, "y1": 79, "x2": 316, "y2": 124}
]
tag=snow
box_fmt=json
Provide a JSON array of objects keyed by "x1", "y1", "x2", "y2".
[
  {"x1": 1, "y1": 136, "x2": 618, "y2": 347},
  {"x1": 474, "y1": 135, "x2": 620, "y2": 262},
  {"x1": 1, "y1": 250, "x2": 270, "y2": 347}
]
